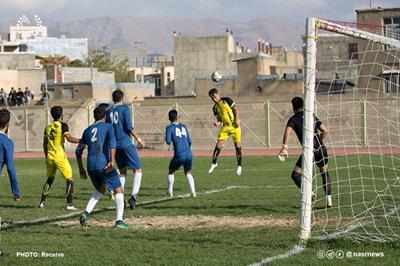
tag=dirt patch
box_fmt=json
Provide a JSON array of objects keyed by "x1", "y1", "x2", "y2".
[{"x1": 55, "y1": 215, "x2": 297, "y2": 229}]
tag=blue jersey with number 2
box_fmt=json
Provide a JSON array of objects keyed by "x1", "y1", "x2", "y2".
[
  {"x1": 165, "y1": 123, "x2": 192, "y2": 158},
  {"x1": 80, "y1": 121, "x2": 116, "y2": 171}
]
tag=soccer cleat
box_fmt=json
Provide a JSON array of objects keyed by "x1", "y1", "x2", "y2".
[
  {"x1": 79, "y1": 211, "x2": 90, "y2": 227},
  {"x1": 115, "y1": 220, "x2": 129, "y2": 229},
  {"x1": 236, "y1": 166, "x2": 242, "y2": 176},
  {"x1": 38, "y1": 201, "x2": 45, "y2": 209},
  {"x1": 14, "y1": 196, "x2": 21, "y2": 202},
  {"x1": 128, "y1": 195, "x2": 136, "y2": 210},
  {"x1": 191, "y1": 193, "x2": 197, "y2": 198},
  {"x1": 166, "y1": 192, "x2": 173, "y2": 197},
  {"x1": 208, "y1": 163, "x2": 218, "y2": 174},
  {"x1": 326, "y1": 197, "x2": 333, "y2": 208},
  {"x1": 65, "y1": 204, "x2": 79, "y2": 211}
]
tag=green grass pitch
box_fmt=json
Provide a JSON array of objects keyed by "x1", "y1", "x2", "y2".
[{"x1": 0, "y1": 156, "x2": 399, "y2": 265}]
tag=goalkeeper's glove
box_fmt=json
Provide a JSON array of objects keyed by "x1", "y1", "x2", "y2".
[{"x1": 278, "y1": 145, "x2": 289, "y2": 162}]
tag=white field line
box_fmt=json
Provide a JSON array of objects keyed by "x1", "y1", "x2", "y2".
[
  {"x1": 1, "y1": 185, "x2": 288, "y2": 230},
  {"x1": 248, "y1": 245, "x2": 305, "y2": 266}
]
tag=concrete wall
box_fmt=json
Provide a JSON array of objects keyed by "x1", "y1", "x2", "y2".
[
  {"x1": 174, "y1": 34, "x2": 237, "y2": 96},
  {"x1": 62, "y1": 67, "x2": 115, "y2": 83},
  {"x1": 0, "y1": 69, "x2": 45, "y2": 95},
  {"x1": 0, "y1": 53, "x2": 36, "y2": 70}
]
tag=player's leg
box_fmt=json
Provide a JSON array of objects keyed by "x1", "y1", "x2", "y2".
[
  {"x1": 209, "y1": 129, "x2": 227, "y2": 173},
  {"x1": 316, "y1": 146, "x2": 332, "y2": 207},
  {"x1": 167, "y1": 158, "x2": 180, "y2": 197},
  {"x1": 57, "y1": 157, "x2": 77, "y2": 210},
  {"x1": 39, "y1": 159, "x2": 56, "y2": 208},
  {"x1": 291, "y1": 156, "x2": 302, "y2": 189},
  {"x1": 123, "y1": 144, "x2": 142, "y2": 209},
  {"x1": 115, "y1": 148, "x2": 127, "y2": 191},
  {"x1": 184, "y1": 154, "x2": 196, "y2": 197},
  {"x1": 232, "y1": 126, "x2": 242, "y2": 175},
  {"x1": 80, "y1": 171, "x2": 105, "y2": 227}
]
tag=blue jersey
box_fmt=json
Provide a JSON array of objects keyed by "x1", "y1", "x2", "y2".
[
  {"x1": 0, "y1": 132, "x2": 20, "y2": 197},
  {"x1": 165, "y1": 123, "x2": 192, "y2": 158},
  {"x1": 79, "y1": 121, "x2": 116, "y2": 171},
  {"x1": 106, "y1": 104, "x2": 134, "y2": 148}
]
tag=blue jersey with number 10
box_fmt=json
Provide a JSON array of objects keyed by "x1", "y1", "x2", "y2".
[
  {"x1": 166, "y1": 123, "x2": 192, "y2": 158},
  {"x1": 80, "y1": 121, "x2": 116, "y2": 171},
  {"x1": 106, "y1": 104, "x2": 134, "y2": 148}
]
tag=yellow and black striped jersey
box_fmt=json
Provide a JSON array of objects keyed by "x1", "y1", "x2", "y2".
[
  {"x1": 212, "y1": 97, "x2": 236, "y2": 126},
  {"x1": 44, "y1": 121, "x2": 69, "y2": 159}
]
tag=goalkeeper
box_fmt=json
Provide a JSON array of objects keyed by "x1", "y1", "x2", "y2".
[{"x1": 278, "y1": 97, "x2": 332, "y2": 208}]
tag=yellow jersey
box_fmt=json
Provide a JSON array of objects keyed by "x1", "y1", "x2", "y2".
[
  {"x1": 44, "y1": 121, "x2": 69, "y2": 159},
  {"x1": 213, "y1": 97, "x2": 236, "y2": 126}
]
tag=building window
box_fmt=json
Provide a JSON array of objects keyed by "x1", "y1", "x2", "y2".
[
  {"x1": 383, "y1": 73, "x2": 400, "y2": 94},
  {"x1": 348, "y1": 43, "x2": 358, "y2": 59},
  {"x1": 383, "y1": 17, "x2": 400, "y2": 41}
]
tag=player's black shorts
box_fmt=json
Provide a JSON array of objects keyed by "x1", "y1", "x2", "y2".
[{"x1": 295, "y1": 145, "x2": 328, "y2": 168}]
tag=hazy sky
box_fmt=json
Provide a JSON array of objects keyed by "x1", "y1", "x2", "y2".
[{"x1": 1, "y1": 0, "x2": 399, "y2": 22}]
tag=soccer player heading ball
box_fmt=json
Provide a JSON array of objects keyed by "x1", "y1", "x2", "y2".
[
  {"x1": 279, "y1": 97, "x2": 332, "y2": 208},
  {"x1": 208, "y1": 88, "x2": 242, "y2": 176},
  {"x1": 165, "y1": 109, "x2": 196, "y2": 197}
]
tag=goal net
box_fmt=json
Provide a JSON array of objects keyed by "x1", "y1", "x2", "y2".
[{"x1": 301, "y1": 17, "x2": 400, "y2": 242}]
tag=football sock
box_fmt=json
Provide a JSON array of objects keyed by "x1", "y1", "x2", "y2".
[
  {"x1": 40, "y1": 177, "x2": 54, "y2": 202},
  {"x1": 131, "y1": 172, "x2": 142, "y2": 197},
  {"x1": 115, "y1": 193, "x2": 124, "y2": 221},
  {"x1": 186, "y1": 174, "x2": 196, "y2": 194},
  {"x1": 66, "y1": 180, "x2": 74, "y2": 205},
  {"x1": 85, "y1": 191, "x2": 102, "y2": 213},
  {"x1": 119, "y1": 174, "x2": 126, "y2": 191},
  {"x1": 235, "y1": 146, "x2": 242, "y2": 166},
  {"x1": 167, "y1": 175, "x2": 174, "y2": 195},
  {"x1": 212, "y1": 146, "x2": 221, "y2": 164},
  {"x1": 326, "y1": 195, "x2": 332, "y2": 201},
  {"x1": 291, "y1": 171, "x2": 302, "y2": 188},
  {"x1": 321, "y1": 171, "x2": 332, "y2": 195}
]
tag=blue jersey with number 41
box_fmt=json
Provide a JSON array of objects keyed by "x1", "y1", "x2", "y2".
[
  {"x1": 106, "y1": 104, "x2": 134, "y2": 148},
  {"x1": 166, "y1": 123, "x2": 192, "y2": 158},
  {"x1": 80, "y1": 121, "x2": 116, "y2": 171}
]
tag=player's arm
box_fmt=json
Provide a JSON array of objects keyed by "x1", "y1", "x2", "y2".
[
  {"x1": 185, "y1": 125, "x2": 192, "y2": 147},
  {"x1": 165, "y1": 126, "x2": 172, "y2": 145},
  {"x1": 123, "y1": 106, "x2": 145, "y2": 148},
  {"x1": 318, "y1": 123, "x2": 329, "y2": 142},
  {"x1": 278, "y1": 126, "x2": 292, "y2": 161},
  {"x1": 5, "y1": 140, "x2": 21, "y2": 199},
  {"x1": 105, "y1": 126, "x2": 116, "y2": 173},
  {"x1": 62, "y1": 122, "x2": 80, "y2": 143},
  {"x1": 212, "y1": 106, "x2": 222, "y2": 126},
  {"x1": 43, "y1": 136, "x2": 48, "y2": 158},
  {"x1": 75, "y1": 143, "x2": 87, "y2": 179}
]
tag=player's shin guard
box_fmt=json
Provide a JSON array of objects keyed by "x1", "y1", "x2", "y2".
[
  {"x1": 167, "y1": 175, "x2": 174, "y2": 196},
  {"x1": 114, "y1": 192, "x2": 124, "y2": 221},
  {"x1": 291, "y1": 171, "x2": 302, "y2": 188},
  {"x1": 186, "y1": 174, "x2": 196, "y2": 195},
  {"x1": 119, "y1": 174, "x2": 126, "y2": 191},
  {"x1": 131, "y1": 172, "x2": 142, "y2": 197},
  {"x1": 40, "y1": 177, "x2": 54, "y2": 202},
  {"x1": 321, "y1": 171, "x2": 332, "y2": 196},
  {"x1": 235, "y1": 147, "x2": 242, "y2": 166},
  {"x1": 66, "y1": 180, "x2": 74, "y2": 205},
  {"x1": 212, "y1": 146, "x2": 221, "y2": 164},
  {"x1": 85, "y1": 191, "x2": 103, "y2": 213}
]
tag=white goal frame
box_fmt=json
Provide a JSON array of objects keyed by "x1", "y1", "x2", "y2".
[{"x1": 300, "y1": 17, "x2": 400, "y2": 241}]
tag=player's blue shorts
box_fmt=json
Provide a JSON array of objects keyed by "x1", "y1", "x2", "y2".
[
  {"x1": 115, "y1": 144, "x2": 142, "y2": 170},
  {"x1": 88, "y1": 169, "x2": 121, "y2": 192},
  {"x1": 169, "y1": 154, "x2": 192, "y2": 172}
]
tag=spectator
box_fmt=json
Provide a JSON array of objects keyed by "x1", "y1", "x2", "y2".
[
  {"x1": 40, "y1": 88, "x2": 50, "y2": 105},
  {"x1": 16, "y1": 88, "x2": 24, "y2": 106},
  {"x1": 24, "y1": 87, "x2": 34, "y2": 105},
  {"x1": 8, "y1": 88, "x2": 16, "y2": 106},
  {"x1": 0, "y1": 88, "x2": 7, "y2": 106}
]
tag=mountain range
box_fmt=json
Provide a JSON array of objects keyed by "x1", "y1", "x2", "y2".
[{"x1": 0, "y1": 16, "x2": 305, "y2": 55}]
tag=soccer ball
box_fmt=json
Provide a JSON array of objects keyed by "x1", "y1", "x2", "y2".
[{"x1": 211, "y1": 71, "x2": 223, "y2": 83}]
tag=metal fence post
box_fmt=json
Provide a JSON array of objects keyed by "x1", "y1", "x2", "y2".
[
  {"x1": 131, "y1": 103, "x2": 135, "y2": 128},
  {"x1": 25, "y1": 108, "x2": 28, "y2": 151},
  {"x1": 264, "y1": 101, "x2": 271, "y2": 149},
  {"x1": 87, "y1": 105, "x2": 91, "y2": 126},
  {"x1": 361, "y1": 98, "x2": 368, "y2": 147}
]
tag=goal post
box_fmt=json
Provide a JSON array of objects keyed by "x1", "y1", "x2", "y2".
[{"x1": 301, "y1": 17, "x2": 400, "y2": 242}]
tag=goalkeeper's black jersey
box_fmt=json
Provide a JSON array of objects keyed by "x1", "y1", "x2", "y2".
[{"x1": 286, "y1": 111, "x2": 324, "y2": 149}]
